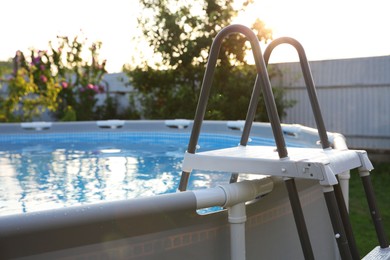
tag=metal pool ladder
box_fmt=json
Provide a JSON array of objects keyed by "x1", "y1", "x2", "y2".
[{"x1": 179, "y1": 24, "x2": 389, "y2": 260}]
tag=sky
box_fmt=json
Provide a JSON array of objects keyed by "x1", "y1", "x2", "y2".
[{"x1": 1, "y1": 0, "x2": 390, "y2": 73}]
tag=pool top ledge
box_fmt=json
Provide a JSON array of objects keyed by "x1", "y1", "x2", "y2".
[{"x1": 0, "y1": 120, "x2": 341, "y2": 149}]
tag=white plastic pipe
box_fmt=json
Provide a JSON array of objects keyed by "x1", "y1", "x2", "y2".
[
  {"x1": 193, "y1": 178, "x2": 274, "y2": 209},
  {"x1": 192, "y1": 178, "x2": 273, "y2": 260},
  {"x1": 229, "y1": 202, "x2": 247, "y2": 260}
]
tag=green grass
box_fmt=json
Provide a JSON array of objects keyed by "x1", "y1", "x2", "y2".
[{"x1": 349, "y1": 162, "x2": 390, "y2": 256}]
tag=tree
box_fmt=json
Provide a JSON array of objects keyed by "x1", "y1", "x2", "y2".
[{"x1": 125, "y1": 0, "x2": 293, "y2": 120}]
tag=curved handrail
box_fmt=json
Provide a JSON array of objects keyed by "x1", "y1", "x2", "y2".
[
  {"x1": 263, "y1": 37, "x2": 331, "y2": 149},
  {"x1": 179, "y1": 24, "x2": 287, "y2": 191},
  {"x1": 178, "y1": 28, "x2": 316, "y2": 259},
  {"x1": 262, "y1": 38, "x2": 364, "y2": 259}
]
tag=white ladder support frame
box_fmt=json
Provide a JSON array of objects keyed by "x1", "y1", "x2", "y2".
[{"x1": 182, "y1": 146, "x2": 373, "y2": 186}]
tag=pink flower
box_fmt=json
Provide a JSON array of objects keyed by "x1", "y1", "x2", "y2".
[
  {"x1": 40, "y1": 75, "x2": 47, "y2": 83},
  {"x1": 61, "y1": 81, "x2": 68, "y2": 88},
  {"x1": 86, "y1": 84, "x2": 100, "y2": 93}
]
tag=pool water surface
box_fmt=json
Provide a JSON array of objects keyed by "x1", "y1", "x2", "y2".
[{"x1": 0, "y1": 132, "x2": 280, "y2": 216}]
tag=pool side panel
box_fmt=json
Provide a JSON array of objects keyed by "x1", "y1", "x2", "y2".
[
  {"x1": 0, "y1": 179, "x2": 338, "y2": 260},
  {"x1": 0, "y1": 192, "x2": 199, "y2": 259}
]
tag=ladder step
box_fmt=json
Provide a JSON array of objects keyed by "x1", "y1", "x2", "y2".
[
  {"x1": 183, "y1": 146, "x2": 369, "y2": 185},
  {"x1": 362, "y1": 246, "x2": 390, "y2": 260}
]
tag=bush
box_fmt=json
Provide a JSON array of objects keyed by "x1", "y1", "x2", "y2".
[
  {"x1": 0, "y1": 36, "x2": 110, "y2": 122},
  {"x1": 127, "y1": 64, "x2": 295, "y2": 121}
]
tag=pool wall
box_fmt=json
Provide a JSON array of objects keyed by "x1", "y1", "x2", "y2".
[
  {"x1": 0, "y1": 178, "x2": 338, "y2": 259},
  {"x1": 0, "y1": 120, "x2": 346, "y2": 259}
]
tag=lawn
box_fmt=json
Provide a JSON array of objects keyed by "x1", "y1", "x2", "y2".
[{"x1": 349, "y1": 161, "x2": 390, "y2": 256}]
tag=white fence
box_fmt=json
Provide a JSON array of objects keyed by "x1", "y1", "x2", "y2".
[{"x1": 271, "y1": 56, "x2": 390, "y2": 150}]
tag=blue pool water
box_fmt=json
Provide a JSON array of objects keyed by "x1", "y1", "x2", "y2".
[{"x1": 0, "y1": 132, "x2": 281, "y2": 216}]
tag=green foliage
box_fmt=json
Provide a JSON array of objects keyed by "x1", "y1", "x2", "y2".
[
  {"x1": 0, "y1": 60, "x2": 13, "y2": 121},
  {"x1": 129, "y1": 63, "x2": 294, "y2": 120},
  {"x1": 128, "y1": 65, "x2": 202, "y2": 119},
  {"x1": 45, "y1": 36, "x2": 108, "y2": 121},
  {"x1": 0, "y1": 36, "x2": 114, "y2": 122},
  {"x1": 0, "y1": 57, "x2": 61, "y2": 122},
  {"x1": 126, "y1": 0, "x2": 294, "y2": 120},
  {"x1": 205, "y1": 65, "x2": 295, "y2": 121},
  {"x1": 60, "y1": 106, "x2": 77, "y2": 121}
]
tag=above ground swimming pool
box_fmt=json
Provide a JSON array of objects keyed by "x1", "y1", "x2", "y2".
[
  {"x1": 0, "y1": 120, "x2": 372, "y2": 260},
  {"x1": 0, "y1": 120, "x2": 313, "y2": 216},
  {"x1": 1, "y1": 23, "x2": 387, "y2": 258}
]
